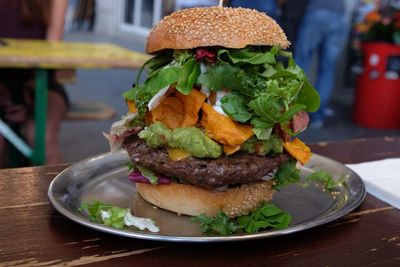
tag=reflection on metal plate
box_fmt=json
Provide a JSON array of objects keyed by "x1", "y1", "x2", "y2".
[{"x1": 48, "y1": 150, "x2": 366, "y2": 242}]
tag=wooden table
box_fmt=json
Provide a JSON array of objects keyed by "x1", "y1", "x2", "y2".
[
  {"x1": 0, "y1": 136, "x2": 399, "y2": 267},
  {"x1": 0, "y1": 38, "x2": 149, "y2": 166}
]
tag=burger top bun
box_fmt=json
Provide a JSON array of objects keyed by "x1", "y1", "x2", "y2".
[{"x1": 146, "y1": 6, "x2": 290, "y2": 53}]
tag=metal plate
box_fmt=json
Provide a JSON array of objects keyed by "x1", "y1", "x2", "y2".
[{"x1": 48, "y1": 150, "x2": 366, "y2": 242}]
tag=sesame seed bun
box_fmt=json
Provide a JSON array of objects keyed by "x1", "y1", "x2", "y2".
[
  {"x1": 135, "y1": 180, "x2": 275, "y2": 218},
  {"x1": 146, "y1": 7, "x2": 290, "y2": 53}
]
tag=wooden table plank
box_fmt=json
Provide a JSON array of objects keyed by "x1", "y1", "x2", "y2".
[
  {"x1": 0, "y1": 137, "x2": 399, "y2": 267},
  {"x1": 0, "y1": 38, "x2": 150, "y2": 69}
]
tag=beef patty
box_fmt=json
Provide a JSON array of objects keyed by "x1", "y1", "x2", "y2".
[{"x1": 124, "y1": 136, "x2": 292, "y2": 188}]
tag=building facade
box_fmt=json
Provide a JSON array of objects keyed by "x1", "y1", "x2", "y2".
[{"x1": 95, "y1": 0, "x2": 218, "y2": 40}]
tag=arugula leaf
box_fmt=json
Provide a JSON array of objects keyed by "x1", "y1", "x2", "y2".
[
  {"x1": 220, "y1": 93, "x2": 252, "y2": 123},
  {"x1": 296, "y1": 80, "x2": 320, "y2": 112},
  {"x1": 237, "y1": 203, "x2": 291, "y2": 233},
  {"x1": 278, "y1": 104, "x2": 306, "y2": 123},
  {"x1": 174, "y1": 50, "x2": 193, "y2": 65},
  {"x1": 176, "y1": 58, "x2": 200, "y2": 95},
  {"x1": 249, "y1": 93, "x2": 281, "y2": 126},
  {"x1": 123, "y1": 45, "x2": 320, "y2": 137},
  {"x1": 191, "y1": 212, "x2": 240, "y2": 236},
  {"x1": 134, "y1": 66, "x2": 180, "y2": 115},
  {"x1": 146, "y1": 52, "x2": 173, "y2": 74},
  {"x1": 191, "y1": 202, "x2": 291, "y2": 235},
  {"x1": 126, "y1": 162, "x2": 136, "y2": 170},
  {"x1": 304, "y1": 170, "x2": 342, "y2": 191},
  {"x1": 273, "y1": 160, "x2": 301, "y2": 190},
  {"x1": 198, "y1": 64, "x2": 242, "y2": 91},
  {"x1": 237, "y1": 69, "x2": 267, "y2": 97},
  {"x1": 218, "y1": 46, "x2": 278, "y2": 65},
  {"x1": 124, "y1": 50, "x2": 198, "y2": 116}
]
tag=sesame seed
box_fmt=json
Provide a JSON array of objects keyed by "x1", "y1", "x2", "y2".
[{"x1": 146, "y1": 6, "x2": 290, "y2": 53}]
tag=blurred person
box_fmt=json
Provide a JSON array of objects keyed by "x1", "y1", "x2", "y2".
[
  {"x1": 73, "y1": 0, "x2": 96, "y2": 31},
  {"x1": 278, "y1": 0, "x2": 308, "y2": 51},
  {"x1": 295, "y1": 0, "x2": 348, "y2": 128},
  {"x1": 0, "y1": 0, "x2": 68, "y2": 166},
  {"x1": 229, "y1": 0, "x2": 278, "y2": 19}
]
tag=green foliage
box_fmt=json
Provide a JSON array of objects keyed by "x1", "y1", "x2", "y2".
[
  {"x1": 198, "y1": 64, "x2": 243, "y2": 91},
  {"x1": 79, "y1": 200, "x2": 127, "y2": 229},
  {"x1": 237, "y1": 203, "x2": 292, "y2": 233},
  {"x1": 303, "y1": 170, "x2": 343, "y2": 191},
  {"x1": 191, "y1": 202, "x2": 291, "y2": 235},
  {"x1": 191, "y1": 212, "x2": 241, "y2": 236},
  {"x1": 273, "y1": 160, "x2": 301, "y2": 190},
  {"x1": 123, "y1": 45, "x2": 320, "y2": 135}
]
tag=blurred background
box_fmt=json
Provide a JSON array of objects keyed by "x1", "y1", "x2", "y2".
[{"x1": 1, "y1": 0, "x2": 400, "y2": 166}]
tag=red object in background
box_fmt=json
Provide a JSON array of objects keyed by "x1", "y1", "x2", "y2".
[{"x1": 354, "y1": 42, "x2": 400, "y2": 129}]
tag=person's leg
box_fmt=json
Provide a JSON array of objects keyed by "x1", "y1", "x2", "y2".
[
  {"x1": 294, "y1": 11, "x2": 324, "y2": 78},
  {"x1": 24, "y1": 90, "x2": 67, "y2": 165},
  {"x1": 314, "y1": 11, "x2": 348, "y2": 123}
]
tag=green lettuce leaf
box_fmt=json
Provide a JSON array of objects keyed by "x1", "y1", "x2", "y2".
[
  {"x1": 198, "y1": 64, "x2": 242, "y2": 91},
  {"x1": 237, "y1": 203, "x2": 291, "y2": 232},
  {"x1": 303, "y1": 170, "x2": 344, "y2": 191},
  {"x1": 296, "y1": 80, "x2": 320, "y2": 112},
  {"x1": 133, "y1": 65, "x2": 180, "y2": 115},
  {"x1": 123, "y1": 45, "x2": 320, "y2": 137},
  {"x1": 79, "y1": 200, "x2": 127, "y2": 228},
  {"x1": 176, "y1": 58, "x2": 200, "y2": 95},
  {"x1": 191, "y1": 202, "x2": 291, "y2": 235},
  {"x1": 217, "y1": 46, "x2": 279, "y2": 65},
  {"x1": 191, "y1": 212, "x2": 240, "y2": 236},
  {"x1": 273, "y1": 160, "x2": 301, "y2": 190},
  {"x1": 79, "y1": 201, "x2": 159, "y2": 232},
  {"x1": 220, "y1": 93, "x2": 252, "y2": 123}
]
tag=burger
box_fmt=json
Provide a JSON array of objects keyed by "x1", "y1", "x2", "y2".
[{"x1": 106, "y1": 7, "x2": 320, "y2": 231}]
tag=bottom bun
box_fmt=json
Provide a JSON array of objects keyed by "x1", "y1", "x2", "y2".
[{"x1": 135, "y1": 181, "x2": 275, "y2": 218}]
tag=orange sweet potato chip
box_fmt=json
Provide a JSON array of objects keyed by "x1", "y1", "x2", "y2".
[
  {"x1": 201, "y1": 103, "x2": 254, "y2": 146},
  {"x1": 283, "y1": 138, "x2": 312, "y2": 165},
  {"x1": 147, "y1": 88, "x2": 206, "y2": 129},
  {"x1": 223, "y1": 144, "x2": 241, "y2": 155},
  {"x1": 176, "y1": 89, "x2": 207, "y2": 127},
  {"x1": 150, "y1": 96, "x2": 184, "y2": 129},
  {"x1": 126, "y1": 99, "x2": 137, "y2": 113}
]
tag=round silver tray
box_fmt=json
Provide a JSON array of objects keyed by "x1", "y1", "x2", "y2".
[{"x1": 48, "y1": 150, "x2": 366, "y2": 242}]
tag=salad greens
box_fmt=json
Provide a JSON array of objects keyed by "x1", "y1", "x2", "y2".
[
  {"x1": 191, "y1": 202, "x2": 291, "y2": 235},
  {"x1": 273, "y1": 160, "x2": 301, "y2": 191},
  {"x1": 123, "y1": 45, "x2": 320, "y2": 139},
  {"x1": 303, "y1": 170, "x2": 345, "y2": 192},
  {"x1": 273, "y1": 163, "x2": 345, "y2": 192},
  {"x1": 79, "y1": 200, "x2": 159, "y2": 232}
]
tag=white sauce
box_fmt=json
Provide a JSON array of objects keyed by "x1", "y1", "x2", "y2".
[{"x1": 148, "y1": 86, "x2": 170, "y2": 111}]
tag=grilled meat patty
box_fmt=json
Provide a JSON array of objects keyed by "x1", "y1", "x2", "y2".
[{"x1": 124, "y1": 136, "x2": 292, "y2": 188}]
